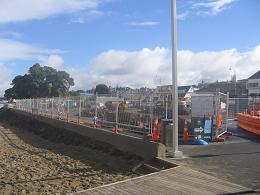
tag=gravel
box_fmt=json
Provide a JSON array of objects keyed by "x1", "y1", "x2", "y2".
[{"x1": 0, "y1": 123, "x2": 139, "y2": 194}]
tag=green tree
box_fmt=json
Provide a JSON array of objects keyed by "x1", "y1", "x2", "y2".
[
  {"x1": 95, "y1": 84, "x2": 110, "y2": 95},
  {"x1": 4, "y1": 63, "x2": 74, "y2": 99},
  {"x1": 69, "y1": 90, "x2": 85, "y2": 96}
]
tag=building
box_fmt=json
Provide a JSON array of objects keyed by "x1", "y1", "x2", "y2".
[
  {"x1": 196, "y1": 80, "x2": 247, "y2": 98},
  {"x1": 178, "y1": 86, "x2": 198, "y2": 99},
  {"x1": 247, "y1": 70, "x2": 260, "y2": 97},
  {"x1": 155, "y1": 85, "x2": 198, "y2": 100}
]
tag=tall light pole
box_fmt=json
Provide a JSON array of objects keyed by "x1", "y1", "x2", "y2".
[{"x1": 171, "y1": 0, "x2": 183, "y2": 158}]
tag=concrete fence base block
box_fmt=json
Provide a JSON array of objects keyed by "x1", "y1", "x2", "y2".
[{"x1": 9, "y1": 109, "x2": 166, "y2": 160}]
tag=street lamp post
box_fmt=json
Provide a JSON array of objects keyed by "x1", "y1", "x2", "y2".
[{"x1": 171, "y1": 0, "x2": 183, "y2": 158}]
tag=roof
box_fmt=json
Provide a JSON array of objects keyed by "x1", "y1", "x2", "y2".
[
  {"x1": 178, "y1": 85, "x2": 192, "y2": 91},
  {"x1": 248, "y1": 71, "x2": 260, "y2": 79},
  {"x1": 157, "y1": 85, "x2": 192, "y2": 90},
  {"x1": 196, "y1": 81, "x2": 247, "y2": 97},
  {"x1": 156, "y1": 85, "x2": 194, "y2": 98}
]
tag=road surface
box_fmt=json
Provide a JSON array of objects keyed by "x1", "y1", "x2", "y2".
[{"x1": 174, "y1": 121, "x2": 260, "y2": 190}]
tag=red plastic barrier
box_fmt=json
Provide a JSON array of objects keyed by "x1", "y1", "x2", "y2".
[{"x1": 237, "y1": 113, "x2": 260, "y2": 136}]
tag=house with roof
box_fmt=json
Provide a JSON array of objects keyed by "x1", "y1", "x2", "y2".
[
  {"x1": 155, "y1": 85, "x2": 198, "y2": 100},
  {"x1": 247, "y1": 70, "x2": 260, "y2": 97},
  {"x1": 196, "y1": 80, "x2": 247, "y2": 98}
]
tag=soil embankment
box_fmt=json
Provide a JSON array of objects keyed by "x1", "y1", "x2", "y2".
[{"x1": 0, "y1": 110, "x2": 140, "y2": 194}]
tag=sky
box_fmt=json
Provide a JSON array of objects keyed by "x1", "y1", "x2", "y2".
[{"x1": 0, "y1": 0, "x2": 260, "y2": 95}]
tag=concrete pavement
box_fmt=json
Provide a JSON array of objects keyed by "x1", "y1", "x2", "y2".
[{"x1": 172, "y1": 121, "x2": 260, "y2": 190}]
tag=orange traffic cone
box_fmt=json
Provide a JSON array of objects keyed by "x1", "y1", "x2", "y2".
[
  {"x1": 183, "y1": 120, "x2": 189, "y2": 141},
  {"x1": 112, "y1": 127, "x2": 123, "y2": 133}
]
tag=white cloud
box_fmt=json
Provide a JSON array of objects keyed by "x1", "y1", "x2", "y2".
[
  {"x1": 193, "y1": 0, "x2": 236, "y2": 15},
  {"x1": 177, "y1": 11, "x2": 190, "y2": 20},
  {"x1": 0, "y1": 39, "x2": 63, "y2": 62},
  {"x1": 68, "y1": 10, "x2": 107, "y2": 24},
  {"x1": 0, "y1": 0, "x2": 106, "y2": 23},
  {"x1": 128, "y1": 21, "x2": 159, "y2": 27},
  {"x1": 41, "y1": 55, "x2": 64, "y2": 69},
  {"x1": 0, "y1": 39, "x2": 66, "y2": 96},
  {"x1": 0, "y1": 63, "x2": 11, "y2": 96},
  {"x1": 68, "y1": 46, "x2": 260, "y2": 90}
]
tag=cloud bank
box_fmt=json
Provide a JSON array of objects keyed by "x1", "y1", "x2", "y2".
[
  {"x1": 0, "y1": 64, "x2": 11, "y2": 95},
  {"x1": 41, "y1": 55, "x2": 64, "y2": 69},
  {"x1": 0, "y1": 39, "x2": 64, "y2": 96},
  {"x1": 0, "y1": 38, "x2": 259, "y2": 95},
  {"x1": 0, "y1": 39, "x2": 63, "y2": 61},
  {"x1": 0, "y1": 0, "x2": 106, "y2": 23},
  {"x1": 68, "y1": 45, "x2": 260, "y2": 90}
]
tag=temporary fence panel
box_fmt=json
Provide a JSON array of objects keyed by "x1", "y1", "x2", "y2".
[
  {"x1": 12, "y1": 91, "x2": 196, "y2": 140},
  {"x1": 117, "y1": 92, "x2": 153, "y2": 135},
  {"x1": 228, "y1": 98, "x2": 249, "y2": 120},
  {"x1": 80, "y1": 95, "x2": 96, "y2": 125},
  {"x1": 216, "y1": 92, "x2": 229, "y2": 136}
]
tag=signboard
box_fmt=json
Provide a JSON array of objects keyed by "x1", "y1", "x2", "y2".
[
  {"x1": 191, "y1": 94, "x2": 214, "y2": 117},
  {"x1": 204, "y1": 119, "x2": 212, "y2": 140}
]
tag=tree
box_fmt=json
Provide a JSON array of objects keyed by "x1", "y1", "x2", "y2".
[
  {"x1": 95, "y1": 84, "x2": 110, "y2": 95},
  {"x1": 69, "y1": 90, "x2": 85, "y2": 96},
  {"x1": 4, "y1": 63, "x2": 74, "y2": 99}
]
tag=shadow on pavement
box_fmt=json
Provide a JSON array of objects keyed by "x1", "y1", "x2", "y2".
[
  {"x1": 219, "y1": 190, "x2": 258, "y2": 195},
  {"x1": 189, "y1": 151, "x2": 260, "y2": 158}
]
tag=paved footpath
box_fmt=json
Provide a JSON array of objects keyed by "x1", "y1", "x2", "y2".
[{"x1": 73, "y1": 165, "x2": 255, "y2": 195}]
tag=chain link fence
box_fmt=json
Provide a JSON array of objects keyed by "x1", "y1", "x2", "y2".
[
  {"x1": 17, "y1": 91, "x2": 258, "y2": 140},
  {"x1": 228, "y1": 97, "x2": 260, "y2": 120},
  {"x1": 13, "y1": 92, "x2": 192, "y2": 138}
]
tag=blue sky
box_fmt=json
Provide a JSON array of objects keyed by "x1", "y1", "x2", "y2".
[{"x1": 0, "y1": 0, "x2": 260, "y2": 94}]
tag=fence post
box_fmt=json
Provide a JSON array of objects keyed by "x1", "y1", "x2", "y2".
[
  {"x1": 149, "y1": 95, "x2": 153, "y2": 134},
  {"x1": 40, "y1": 98, "x2": 42, "y2": 115},
  {"x1": 94, "y1": 93, "x2": 98, "y2": 126},
  {"x1": 215, "y1": 90, "x2": 220, "y2": 137},
  {"x1": 45, "y1": 97, "x2": 48, "y2": 116},
  {"x1": 37, "y1": 98, "x2": 38, "y2": 114},
  {"x1": 29, "y1": 98, "x2": 32, "y2": 113},
  {"x1": 78, "y1": 96, "x2": 81, "y2": 124},
  {"x1": 67, "y1": 97, "x2": 69, "y2": 123},
  {"x1": 226, "y1": 92, "x2": 229, "y2": 131},
  {"x1": 51, "y1": 98, "x2": 53, "y2": 119},
  {"x1": 37, "y1": 98, "x2": 39, "y2": 115},
  {"x1": 115, "y1": 93, "x2": 119, "y2": 133},
  {"x1": 165, "y1": 95, "x2": 168, "y2": 119}
]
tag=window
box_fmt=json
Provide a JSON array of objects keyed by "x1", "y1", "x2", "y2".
[{"x1": 247, "y1": 82, "x2": 258, "y2": 88}]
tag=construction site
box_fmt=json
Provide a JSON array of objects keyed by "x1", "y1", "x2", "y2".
[
  {"x1": 0, "y1": 88, "x2": 259, "y2": 194},
  {"x1": 0, "y1": 0, "x2": 260, "y2": 194}
]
